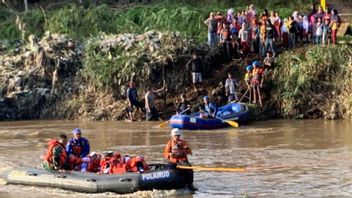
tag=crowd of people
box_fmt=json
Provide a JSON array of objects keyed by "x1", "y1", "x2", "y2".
[
  {"x1": 204, "y1": 3, "x2": 341, "y2": 56},
  {"x1": 43, "y1": 128, "x2": 193, "y2": 174}
]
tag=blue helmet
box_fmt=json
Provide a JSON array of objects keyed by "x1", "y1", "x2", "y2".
[
  {"x1": 252, "y1": 60, "x2": 260, "y2": 67},
  {"x1": 72, "y1": 128, "x2": 81, "y2": 134},
  {"x1": 203, "y1": 96, "x2": 209, "y2": 101},
  {"x1": 246, "y1": 65, "x2": 253, "y2": 71}
]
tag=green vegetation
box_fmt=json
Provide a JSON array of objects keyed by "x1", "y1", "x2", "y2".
[
  {"x1": 83, "y1": 31, "x2": 193, "y2": 90},
  {"x1": 0, "y1": 0, "x2": 314, "y2": 42},
  {"x1": 269, "y1": 44, "x2": 352, "y2": 119}
]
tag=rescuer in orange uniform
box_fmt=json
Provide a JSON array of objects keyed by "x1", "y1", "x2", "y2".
[
  {"x1": 43, "y1": 134, "x2": 68, "y2": 171},
  {"x1": 163, "y1": 128, "x2": 192, "y2": 164}
]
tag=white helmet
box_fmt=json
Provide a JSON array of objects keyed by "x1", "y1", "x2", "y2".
[{"x1": 171, "y1": 128, "x2": 182, "y2": 136}]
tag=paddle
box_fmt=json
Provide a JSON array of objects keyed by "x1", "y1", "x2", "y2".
[
  {"x1": 177, "y1": 165, "x2": 245, "y2": 172},
  {"x1": 177, "y1": 164, "x2": 296, "y2": 172},
  {"x1": 157, "y1": 108, "x2": 190, "y2": 128},
  {"x1": 200, "y1": 110, "x2": 239, "y2": 128},
  {"x1": 239, "y1": 87, "x2": 250, "y2": 103}
]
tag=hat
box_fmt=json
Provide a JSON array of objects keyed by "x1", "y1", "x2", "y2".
[
  {"x1": 72, "y1": 128, "x2": 81, "y2": 134},
  {"x1": 246, "y1": 65, "x2": 253, "y2": 71},
  {"x1": 171, "y1": 128, "x2": 182, "y2": 136},
  {"x1": 252, "y1": 60, "x2": 260, "y2": 67},
  {"x1": 89, "y1": 151, "x2": 97, "y2": 157},
  {"x1": 203, "y1": 96, "x2": 209, "y2": 101}
]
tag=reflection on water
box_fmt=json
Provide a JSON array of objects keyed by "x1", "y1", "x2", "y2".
[{"x1": 0, "y1": 119, "x2": 352, "y2": 197}]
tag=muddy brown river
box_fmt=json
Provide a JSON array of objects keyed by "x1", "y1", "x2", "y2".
[{"x1": 0, "y1": 119, "x2": 352, "y2": 197}]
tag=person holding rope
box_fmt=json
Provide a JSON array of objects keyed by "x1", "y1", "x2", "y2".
[{"x1": 145, "y1": 85, "x2": 165, "y2": 121}]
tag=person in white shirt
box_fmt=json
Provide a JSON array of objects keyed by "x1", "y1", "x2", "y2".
[
  {"x1": 238, "y1": 23, "x2": 249, "y2": 53},
  {"x1": 225, "y1": 72, "x2": 239, "y2": 102}
]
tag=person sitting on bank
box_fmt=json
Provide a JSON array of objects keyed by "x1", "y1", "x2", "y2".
[
  {"x1": 66, "y1": 128, "x2": 90, "y2": 170},
  {"x1": 186, "y1": 51, "x2": 203, "y2": 92},
  {"x1": 126, "y1": 81, "x2": 144, "y2": 121},
  {"x1": 175, "y1": 94, "x2": 191, "y2": 115},
  {"x1": 263, "y1": 52, "x2": 275, "y2": 71},
  {"x1": 145, "y1": 85, "x2": 165, "y2": 121},
  {"x1": 43, "y1": 134, "x2": 68, "y2": 171},
  {"x1": 163, "y1": 128, "x2": 192, "y2": 165},
  {"x1": 225, "y1": 72, "x2": 239, "y2": 102},
  {"x1": 200, "y1": 96, "x2": 218, "y2": 119}
]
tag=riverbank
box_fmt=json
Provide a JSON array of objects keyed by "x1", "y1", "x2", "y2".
[{"x1": 1, "y1": 2, "x2": 352, "y2": 121}]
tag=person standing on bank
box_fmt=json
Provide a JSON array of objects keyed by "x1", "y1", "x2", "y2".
[
  {"x1": 186, "y1": 52, "x2": 203, "y2": 92},
  {"x1": 145, "y1": 85, "x2": 165, "y2": 121},
  {"x1": 204, "y1": 12, "x2": 218, "y2": 46},
  {"x1": 225, "y1": 72, "x2": 239, "y2": 102},
  {"x1": 126, "y1": 81, "x2": 144, "y2": 121}
]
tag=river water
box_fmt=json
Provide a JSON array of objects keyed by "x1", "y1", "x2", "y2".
[{"x1": 0, "y1": 119, "x2": 352, "y2": 198}]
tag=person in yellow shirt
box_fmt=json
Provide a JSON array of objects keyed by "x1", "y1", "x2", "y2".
[{"x1": 330, "y1": 8, "x2": 340, "y2": 45}]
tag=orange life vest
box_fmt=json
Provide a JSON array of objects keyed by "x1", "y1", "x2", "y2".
[
  {"x1": 44, "y1": 139, "x2": 67, "y2": 168},
  {"x1": 87, "y1": 154, "x2": 101, "y2": 173},
  {"x1": 127, "y1": 156, "x2": 149, "y2": 173},
  {"x1": 163, "y1": 139, "x2": 192, "y2": 163},
  {"x1": 100, "y1": 152, "x2": 122, "y2": 174}
]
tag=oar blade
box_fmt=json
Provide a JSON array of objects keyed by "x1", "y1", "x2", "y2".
[
  {"x1": 226, "y1": 120, "x2": 239, "y2": 128},
  {"x1": 157, "y1": 121, "x2": 169, "y2": 128},
  {"x1": 177, "y1": 165, "x2": 245, "y2": 172}
]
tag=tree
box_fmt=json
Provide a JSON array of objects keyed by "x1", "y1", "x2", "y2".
[{"x1": 24, "y1": 0, "x2": 28, "y2": 11}]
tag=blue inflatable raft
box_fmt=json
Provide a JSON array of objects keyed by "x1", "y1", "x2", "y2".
[{"x1": 169, "y1": 102, "x2": 249, "y2": 130}]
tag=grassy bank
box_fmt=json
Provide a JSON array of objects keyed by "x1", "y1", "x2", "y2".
[
  {"x1": 0, "y1": 1, "x2": 313, "y2": 43},
  {"x1": 268, "y1": 44, "x2": 352, "y2": 119}
]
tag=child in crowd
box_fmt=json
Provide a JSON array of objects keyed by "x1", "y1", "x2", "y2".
[
  {"x1": 237, "y1": 12, "x2": 243, "y2": 25},
  {"x1": 302, "y1": 15, "x2": 310, "y2": 42},
  {"x1": 322, "y1": 19, "x2": 330, "y2": 46},
  {"x1": 263, "y1": 52, "x2": 275, "y2": 70},
  {"x1": 230, "y1": 17, "x2": 241, "y2": 37},
  {"x1": 282, "y1": 18, "x2": 289, "y2": 48},
  {"x1": 310, "y1": 17, "x2": 317, "y2": 44},
  {"x1": 315, "y1": 17, "x2": 323, "y2": 44},
  {"x1": 274, "y1": 12, "x2": 282, "y2": 40},
  {"x1": 298, "y1": 15, "x2": 304, "y2": 43},
  {"x1": 238, "y1": 23, "x2": 249, "y2": 54},
  {"x1": 250, "y1": 19, "x2": 260, "y2": 54},
  {"x1": 330, "y1": 8, "x2": 340, "y2": 45}
]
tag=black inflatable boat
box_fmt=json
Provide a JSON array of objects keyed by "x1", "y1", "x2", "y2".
[{"x1": 0, "y1": 164, "x2": 193, "y2": 193}]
